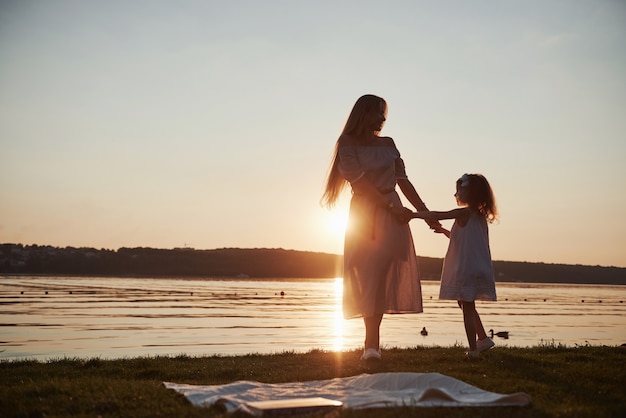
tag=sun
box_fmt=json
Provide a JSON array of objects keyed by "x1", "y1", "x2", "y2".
[
  {"x1": 327, "y1": 209, "x2": 349, "y2": 237},
  {"x1": 314, "y1": 202, "x2": 350, "y2": 254}
]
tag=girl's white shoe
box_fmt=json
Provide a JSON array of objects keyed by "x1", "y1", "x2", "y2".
[
  {"x1": 465, "y1": 350, "x2": 480, "y2": 359},
  {"x1": 477, "y1": 337, "x2": 495, "y2": 353},
  {"x1": 360, "y1": 348, "x2": 382, "y2": 361}
]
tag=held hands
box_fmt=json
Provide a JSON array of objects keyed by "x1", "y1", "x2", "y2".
[
  {"x1": 426, "y1": 219, "x2": 442, "y2": 231},
  {"x1": 425, "y1": 219, "x2": 450, "y2": 238},
  {"x1": 433, "y1": 226, "x2": 451, "y2": 238},
  {"x1": 410, "y1": 212, "x2": 450, "y2": 238},
  {"x1": 390, "y1": 205, "x2": 414, "y2": 224},
  {"x1": 389, "y1": 205, "x2": 449, "y2": 239}
]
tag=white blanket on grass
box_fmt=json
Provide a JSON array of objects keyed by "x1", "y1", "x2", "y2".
[{"x1": 164, "y1": 372, "x2": 531, "y2": 413}]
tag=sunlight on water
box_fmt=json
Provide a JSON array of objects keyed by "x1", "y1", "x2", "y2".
[
  {"x1": 332, "y1": 277, "x2": 344, "y2": 352},
  {"x1": 0, "y1": 276, "x2": 624, "y2": 360}
]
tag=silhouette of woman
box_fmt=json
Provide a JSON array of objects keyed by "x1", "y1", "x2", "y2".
[{"x1": 322, "y1": 94, "x2": 442, "y2": 361}]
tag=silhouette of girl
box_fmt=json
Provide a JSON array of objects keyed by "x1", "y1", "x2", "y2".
[{"x1": 412, "y1": 173, "x2": 498, "y2": 358}]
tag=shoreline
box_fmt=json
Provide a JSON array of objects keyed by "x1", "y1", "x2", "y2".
[
  {"x1": 3, "y1": 342, "x2": 626, "y2": 364},
  {"x1": 2, "y1": 274, "x2": 625, "y2": 287}
]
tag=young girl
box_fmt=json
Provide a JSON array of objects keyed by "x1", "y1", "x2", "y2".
[{"x1": 412, "y1": 173, "x2": 498, "y2": 358}]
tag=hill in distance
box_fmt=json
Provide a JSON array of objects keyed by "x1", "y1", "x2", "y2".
[{"x1": 1, "y1": 244, "x2": 624, "y2": 285}]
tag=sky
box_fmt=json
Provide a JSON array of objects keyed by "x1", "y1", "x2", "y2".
[{"x1": 1, "y1": 0, "x2": 625, "y2": 268}]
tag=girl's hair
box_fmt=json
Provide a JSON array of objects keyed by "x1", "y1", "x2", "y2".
[
  {"x1": 457, "y1": 173, "x2": 498, "y2": 223},
  {"x1": 321, "y1": 94, "x2": 387, "y2": 208}
]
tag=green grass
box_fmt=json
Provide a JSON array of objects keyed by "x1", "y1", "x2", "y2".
[{"x1": 1, "y1": 344, "x2": 624, "y2": 417}]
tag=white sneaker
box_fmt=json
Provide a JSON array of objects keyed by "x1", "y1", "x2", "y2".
[
  {"x1": 360, "y1": 348, "x2": 382, "y2": 361},
  {"x1": 465, "y1": 350, "x2": 480, "y2": 359},
  {"x1": 477, "y1": 337, "x2": 495, "y2": 353}
]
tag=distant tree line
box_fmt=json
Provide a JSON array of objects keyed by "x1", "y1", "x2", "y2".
[
  {"x1": 0, "y1": 245, "x2": 339, "y2": 278},
  {"x1": 490, "y1": 260, "x2": 626, "y2": 285},
  {"x1": 1, "y1": 244, "x2": 624, "y2": 285}
]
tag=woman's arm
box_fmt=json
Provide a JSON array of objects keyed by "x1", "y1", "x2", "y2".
[
  {"x1": 397, "y1": 178, "x2": 443, "y2": 229},
  {"x1": 396, "y1": 178, "x2": 428, "y2": 211}
]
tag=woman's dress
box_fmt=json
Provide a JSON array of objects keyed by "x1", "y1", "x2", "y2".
[
  {"x1": 439, "y1": 211, "x2": 496, "y2": 302},
  {"x1": 338, "y1": 136, "x2": 422, "y2": 319}
]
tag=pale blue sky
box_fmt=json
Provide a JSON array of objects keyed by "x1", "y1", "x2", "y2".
[{"x1": 1, "y1": 0, "x2": 625, "y2": 267}]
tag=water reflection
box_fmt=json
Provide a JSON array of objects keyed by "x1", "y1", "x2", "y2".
[
  {"x1": 0, "y1": 276, "x2": 624, "y2": 361},
  {"x1": 332, "y1": 277, "x2": 344, "y2": 351}
]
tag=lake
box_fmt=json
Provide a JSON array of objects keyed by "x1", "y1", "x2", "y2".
[{"x1": 1, "y1": 276, "x2": 625, "y2": 361}]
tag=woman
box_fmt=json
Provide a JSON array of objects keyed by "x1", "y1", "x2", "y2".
[{"x1": 321, "y1": 94, "x2": 441, "y2": 361}]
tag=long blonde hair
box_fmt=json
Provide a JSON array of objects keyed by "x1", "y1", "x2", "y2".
[{"x1": 321, "y1": 94, "x2": 387, "y2": 208}]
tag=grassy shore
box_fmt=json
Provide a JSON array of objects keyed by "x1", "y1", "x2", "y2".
[{"x1": 1, "y1": 344, "x2": 624, "y2": 418}]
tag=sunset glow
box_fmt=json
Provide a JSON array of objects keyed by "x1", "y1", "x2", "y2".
[
  {"x1": 327, "y1": 210, "x2": 349, "y2": 239},
  {"x1": 1, "y1": 1, "x2": 624, "y2": 267}
]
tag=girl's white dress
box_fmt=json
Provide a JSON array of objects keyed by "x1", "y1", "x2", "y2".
[
  {"x1": 439, "y1": 211, "x2": 496, "y2": 302},
  {"x1": 338, "y1": 136, "x2": 422, "y2": 319}
]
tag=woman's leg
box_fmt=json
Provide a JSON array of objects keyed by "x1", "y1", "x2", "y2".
[{"x1": 363, "y1": 314, "x2": 383, "y2": 350}]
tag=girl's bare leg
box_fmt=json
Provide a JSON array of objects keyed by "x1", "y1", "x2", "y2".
[
  {"x1": 458, "y1": 301, "x2": 488, "y2": 341},
  {"x1": 363, "y1": 314, "x2": 383, "y2": 350},
  {"x1": 474, "y1": 310, "x2": 488, "y2": 340},
  {"x1": 460, "y1": 301, "x2": 478, "y2": 351}
]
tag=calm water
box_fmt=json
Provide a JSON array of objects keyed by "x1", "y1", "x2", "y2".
[{"x1": 1, "y1": 276, "x2": 625, "y2": 360}]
